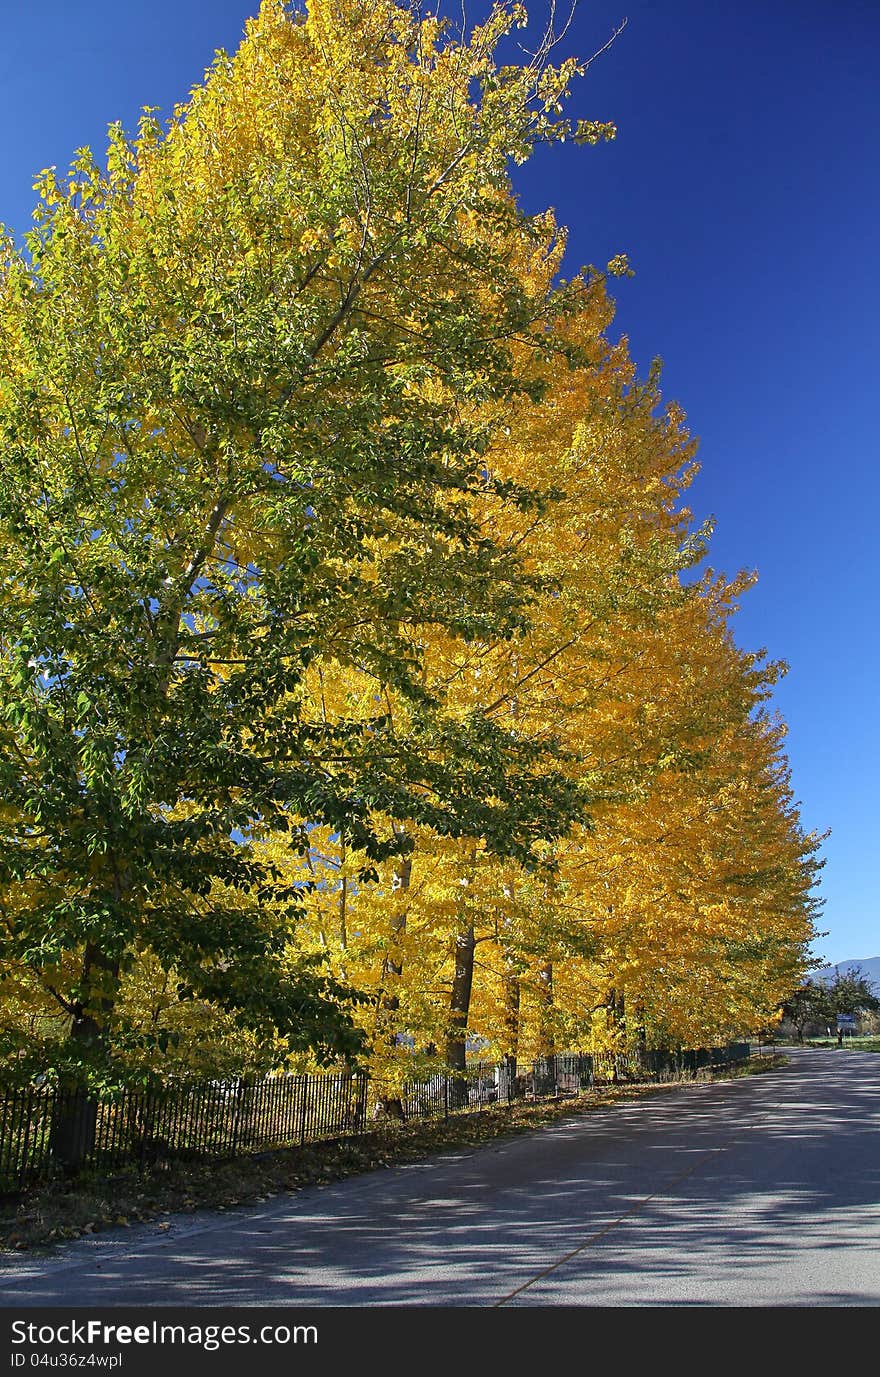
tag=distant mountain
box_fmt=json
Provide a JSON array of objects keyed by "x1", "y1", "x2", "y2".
[{"x1": 815, "y1": 956, "x2": 880, "y2": 992}]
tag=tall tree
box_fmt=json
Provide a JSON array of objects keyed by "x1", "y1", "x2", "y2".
[{"x1": 0, "y1": 0, "x2": 606, "y2": 1089}]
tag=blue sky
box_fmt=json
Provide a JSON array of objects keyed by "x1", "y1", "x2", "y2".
[{"x1": 1, "y1": 1, "x2": 876, "y2": 965}]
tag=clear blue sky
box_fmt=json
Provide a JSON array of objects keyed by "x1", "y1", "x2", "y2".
[{"x1": 1, "y1": 1, "x2": 876, "y2": 966}]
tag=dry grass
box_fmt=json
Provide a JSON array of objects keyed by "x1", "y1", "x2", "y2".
[{"x1": 0, "y1": 1055, "x2": 786, "y2": 1254}]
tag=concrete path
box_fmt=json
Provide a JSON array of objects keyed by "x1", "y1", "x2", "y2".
[{"x1": 1, "y1": 1047, "x2": 878, "y2": 1307}]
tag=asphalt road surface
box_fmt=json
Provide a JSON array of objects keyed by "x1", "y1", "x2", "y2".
[{"x1": 1, "y1": 1047, "x2": 878, "y2": 1307}]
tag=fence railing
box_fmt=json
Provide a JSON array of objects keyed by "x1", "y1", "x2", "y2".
[
  {"x1": 0, "y1": 1042, "x2": 750, "y2": 1191},
  {"x1": 0, "y1": 1071, "x2": 368, "y2": 1192},
  {"x1": 386, "y1": 1043, "x2": 751, "y2": 1121}
]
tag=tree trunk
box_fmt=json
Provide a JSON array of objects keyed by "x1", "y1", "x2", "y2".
[
  {"x1": 604, "y1": 986, "x2": 625, "y2": 1083},
  {"x1": 537, "y1": 961, "x2": 555, "y2": 1057},
  {"x1": 498, "y1": 948, "x2": 521, "y2": 1101},
  {"x1": 498, "y1": 875, "x2": 520, "y2": 1101},
  {"x1": 372, "y1": 850, "x2": 411, "y2": 1119},
  {"x1": 445, "y1": 922, "x2": 475, "y2": 1110},
  {"x1": 50, "y1": 941, "x2": 120, "y2": 1171},
  {"x1": 338, "y1": 832, "x2": 348, "y2": 951},
  {"x1": 632, "y1": 1001, "x2": 648, "y2": 1070}
]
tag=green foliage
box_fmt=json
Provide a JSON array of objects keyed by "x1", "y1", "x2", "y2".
[
  {"x1": 782, "y1": 969, "x2": 879, "y2": 1039},
  {"x1": 0, "y1": 0, "x2": 591, "y2": 1085},
  {"x1": 824, "y1": 969, "x2": 880, "y2": 1018}
]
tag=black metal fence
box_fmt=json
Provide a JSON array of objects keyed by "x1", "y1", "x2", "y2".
[
  {"x1": 384, "y1": 1043, "x2": 751, "y2": 1122},
  {"x1": 0, "y1": 1042, "x2": 750, "y2": 1191},
  {"x1": 591, "y1": 1043, "x2": 752, "y2": 1084},
  {"x1": 0, "y1": 1071, "x2": 368, "y2": 1192}
]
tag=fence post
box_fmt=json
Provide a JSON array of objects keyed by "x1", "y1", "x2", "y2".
[
  {"x1": 229, "y1": 1078, "x2": 245, "y2": 1156},
  {"x1": 299, "y1": 1075, "x2": 309, "y2": 1146},
  {"x1": 343, "y1": 1073, "x2": 353, "y2": 1133},
  {"x1": 359, "y1": 1074, "x2": 369, "y2": 1131}
]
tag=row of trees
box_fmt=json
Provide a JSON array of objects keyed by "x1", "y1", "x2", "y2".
[
  {"x1": 782, "y1": 971, "x2": 879, "y2": 1042},
  {"x1": 0, "y1": 0, "x2": 823, "y2": 1094}
]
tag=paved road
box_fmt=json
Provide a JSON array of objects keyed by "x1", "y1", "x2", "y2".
[{"x1": 2, "y1": 1047, "x2": 878, "y2": 1307}]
